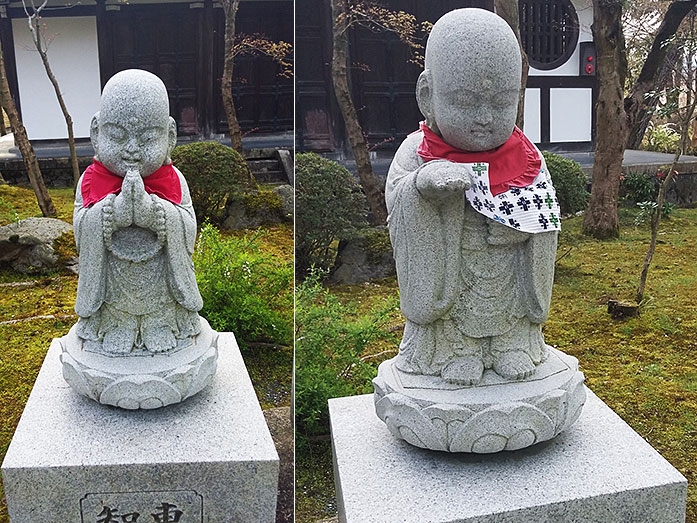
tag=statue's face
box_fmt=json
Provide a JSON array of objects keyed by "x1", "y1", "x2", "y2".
[
  {"x1": 430, "y1": 63, "x2": 519, "y2": 152},
  {"x1": 92, "y1": 71, "x2": 175, "y2": 178},
  {"x1": 95, "y1": 106, "x2": 171, "y2": 178}
]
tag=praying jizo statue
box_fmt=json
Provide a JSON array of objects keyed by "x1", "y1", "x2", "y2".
[
  {"x1": 60, "y1": 69, "x2": 218, "y2": 410},
  {"x1": 373, "y1": 9, "x2": 586, "y2": 453}
]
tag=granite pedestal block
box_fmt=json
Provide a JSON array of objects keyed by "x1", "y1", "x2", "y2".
[
  {"x1": 2, "y1": 332, "x2": 279, "y2": 523},
  {"x1": 329, "y1": 390, "x2": 687, "y2": 523}
]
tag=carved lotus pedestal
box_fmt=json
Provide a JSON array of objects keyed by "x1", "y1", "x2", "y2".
[
  {"x1": 60, "y1": 317, "x2": 218, "y2": 409},
  {"x1": 373, "y1": 348, "x2": 586, "y2": 453}
]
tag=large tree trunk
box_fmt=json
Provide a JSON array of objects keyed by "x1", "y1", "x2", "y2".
[
  {"x1": 0, "y1": 39, "x2": 55, "y2": 217},
  {"x1": 583, "y1": 0, "x2": 626, "y2": 239},
  {"x1": 625, "y1": 0, "x2": 697, "y2": 149},
  {"x1": 222, "y1": 0, "x2": 243, "y2": 153},
  {"x1": 28, "y1": 17, "x2": 80, "y2": 188},
  {"x1": 495, "y1": 0, "x2": 529, "y2": 129},
  {"x1": 331, "y1": 0, "x2": 388, "y2": 225}
]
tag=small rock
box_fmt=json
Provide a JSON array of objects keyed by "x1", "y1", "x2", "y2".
[
  {"x1": 607, "y1": 299, "x2": 640, "y2": 320},
  {"x1": 272, "y1": 184, "x2": 294, "y2": 219},
  {"x1": 331, "y1": 226, "x2": 395, "y2": 284},
  {"x1": 0, "y1": 217, "x2": 72, "y2": 272}
]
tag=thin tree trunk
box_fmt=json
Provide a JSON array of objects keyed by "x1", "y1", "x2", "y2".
[
  {"x1": 583, "y1": 0, "x2": 627, "y2": 239},
  {"x1": 636, "y1": 150, "x2": 679, "y2": 302},
  {"x1": 27, "y1": 15, "x2": 80, "y2": 188},
  {"x1": 331, "y1": 0, "x2": 388, "y2": 225},
  {"x1": 495, "y1": 0, "x2": 528, "y2": 129},
  {"x1": 0, "y1": 39, "x2": 55, "y2": 217},
  {"x1": 0, "y1": 110, "x2": 7, "y2": 136},
  {"x1": 638, "y1": 29, "x2": 697, "y2": 302},
  {"x1": 222, "y1": 0, "x2": 243, "y2": 153}
]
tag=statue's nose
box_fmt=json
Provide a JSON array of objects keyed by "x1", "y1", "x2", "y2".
[
  {"x1": 473, "y1": 107, "x2": 493, "y2": 126},
  {"x1": 124, "y1": 136, "x2": 139, "y2": 154}
]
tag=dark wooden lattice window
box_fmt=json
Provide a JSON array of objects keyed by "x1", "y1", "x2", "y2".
[{"x1": 519, "y1": 0, "x2": 579, "y2": 70}]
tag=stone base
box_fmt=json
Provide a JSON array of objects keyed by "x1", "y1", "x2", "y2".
[
  {"x1": 60, "y1": 317, "x2": 218, "y2": 410},
  {"x1": 2, "y1": 331, "x2": 279, "y2": 522},
  {"x1": 329, "y1": 391, "x2": 687, "y2": 523},
  {"x1": 373, "y1": 348, "x2": 586, "y2": 453}
]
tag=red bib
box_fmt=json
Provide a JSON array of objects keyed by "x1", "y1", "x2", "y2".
[
  {"x1": 416, "y1": 122, "x2": 541, "y2": 196},
  {"x1": 81, "y1": 160, "x2": 182, "y2": 207}
]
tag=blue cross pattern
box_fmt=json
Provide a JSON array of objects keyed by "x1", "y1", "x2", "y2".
[
  {"x1": 498, "y1": 201, "x2": 514, "y2": 215},
  {"x1": 517, "y1": 196, "x2": 531, "y2": 211},
  {"x1": 470, "y1": 183, "x2": 478, "y2": 194},
  {"x1": 509, "y1": 187, "x2": 522, "y2": 196},
  {"x1": 472, "y1": 196, "x2": 483, "y2": 211},
  {"x1": 478, "y1": 180, "x2": 488, "y2": 193},
  {"x1": 538, "y1": 213, "x2": 549, "y2": 230},
  {"x1": 483, "y1": 199, "x2": 495, "y2": 212},
  {"x1": 508, "y1": 218, "x2": 521, "y2": 229},
  {"x1": 532, "y1": 194, "x2": 544, "y2": 209},
  {"x1": 493, "y1": 215, "x2": 506, "y2": 224},
  {"x1": 536, "y1": 181, "x2": 547, "y2": 189}
]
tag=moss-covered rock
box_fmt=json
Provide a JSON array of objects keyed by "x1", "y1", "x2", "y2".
[
  {"x1": 222, "y1": 189, "x2": 289, "y2": 230},
  {"x1": 330, "y1": 226, "x2": 395, "y2": 284}
]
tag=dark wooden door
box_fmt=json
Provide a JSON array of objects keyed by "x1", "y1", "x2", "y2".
[
  {"x1": 296, "y1": 0, "x2": 336, "y2": 151},
  {"x1": 212, "y1": 1, "x2": 294, "y2": 135},
  {"x1": 101, "y1": 4, "x2": 202, "y2": 136},
  {"x1": 349, "y1": 0, "x2": 495, "y2": 151},
  {"x1": 97, "y1": 1, "x2": 293, "y2": 139}
]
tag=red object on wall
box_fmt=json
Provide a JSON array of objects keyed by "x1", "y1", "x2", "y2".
[{"x1": 580, "y1": 42, "x2": 596, "y2": 77}]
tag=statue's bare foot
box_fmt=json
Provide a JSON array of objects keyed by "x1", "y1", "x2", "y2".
[
  {"x1": 493, "y1": 351, "x2": 535, "y2": 380},
  {"x1": 441, "y1": 356, "x2": 484, "y2": 385},
  {"x1": 102, "y1": 328, "x2": 136, "y2": 354},
  {"x1": 142, "y1": 326, "x2": 177, "y2": 353}
]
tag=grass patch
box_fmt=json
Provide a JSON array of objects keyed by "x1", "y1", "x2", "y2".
[
  {"x1": 296, "y1": 208, "x2": 697, "y2": 523},
  {"x1": 0, "y1": 185, "x2": 74, "y2": 226}
]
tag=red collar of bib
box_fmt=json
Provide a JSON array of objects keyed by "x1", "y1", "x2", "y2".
[
  {"x1": 416, "y1": 122, "x2": 541, "y2": 196},
  {"x1": 81, "y1": 159, "x2": 182, "y2": 207}
]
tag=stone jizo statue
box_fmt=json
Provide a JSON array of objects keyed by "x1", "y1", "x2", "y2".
[
  {"x1": 60, "y1": 69, "x2": 218, "y2": 410},
  {"x1": 373, "y1": 9, "x2": 586, "y2": 453}
]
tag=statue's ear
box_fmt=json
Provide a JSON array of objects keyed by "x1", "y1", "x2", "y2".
[
  {"x1": 90, "y1": 113, "x2": 100, "y2": 158},
  {"x1": 166, "y1": 116, "x2": 177, "y2": 164},
  {"x1": 416, "y1": 70, "x2": 435, "y2": 127}
]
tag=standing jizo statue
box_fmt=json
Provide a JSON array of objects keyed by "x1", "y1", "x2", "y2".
[
  {"x1": 60, "y1": 69, "x2": 218, "y2": 410},
  {"x1": 373, "y1": 8, "x2": 586, "y2": 453}
]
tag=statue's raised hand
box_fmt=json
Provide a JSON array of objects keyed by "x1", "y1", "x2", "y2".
[
  {"x1": 110, "y1": 171, "x2": 135, "y2": 228},
  {"x1": 128, "y1": 169, "x2": 157, "y2": 229},
  {"x1": 416, "y1": 160, "x2": 472, "y2": 200}
]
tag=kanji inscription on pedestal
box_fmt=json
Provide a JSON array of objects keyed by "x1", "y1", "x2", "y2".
[{"x1": 80, "y1": 490, "x2": 203, "y2": 523}]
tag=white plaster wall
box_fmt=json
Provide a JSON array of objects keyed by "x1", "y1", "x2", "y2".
[
  {"x1": 550, "y1": 88, "x2": 592, "y2": 142},
  {"x1": 13, "y1": 16, "x2": 101, "y2": 140},
  {"x1": 523, "y1": 88, "x2": 541, "y2": 143},
  {"x1": 527, "y1": 0, "x2": 593, "y2": 77}
]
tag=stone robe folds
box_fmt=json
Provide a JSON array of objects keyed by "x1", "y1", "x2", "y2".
[
  {"x1": 73, "y1": 168, "x2": 202, "y2": 349},
  {"x1": 386, "y1": 133, "x2": 557, "y2": 376}
]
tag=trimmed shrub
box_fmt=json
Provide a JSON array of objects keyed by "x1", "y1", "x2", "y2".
[
  {"x1": 621, "y1": 172, "x2": 659, "y2": 205},
  {"x1": 542, "y1": 151, "x2": 589, "y2": 215},
  {"x1": 172, "y1": 142, "x2": 255, "y2": 223},
  {"x1": 193, "y1": 222, "x2": 292, "y2": 348},
  {"x1": 295, "y1": 152, "x2": 367, "y2": 278}
]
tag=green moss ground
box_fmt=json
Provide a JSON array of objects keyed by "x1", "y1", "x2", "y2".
[
  {"x1": 296, "y1": 207, "x2": 697, "y2": 523},
  {"x1": 0, "y1": 187, "x2": 292, "y2": 522}
]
